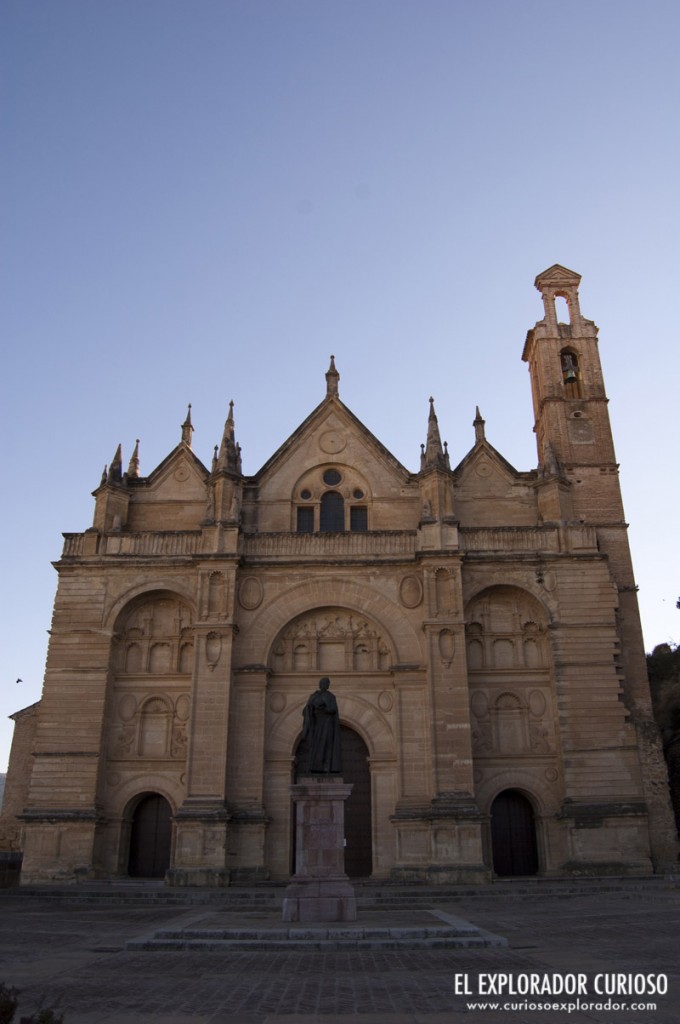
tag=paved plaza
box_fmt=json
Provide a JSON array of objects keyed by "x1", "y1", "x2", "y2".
[{"x1": 0, "y1": 878, "x2": 677, "y2": 1024}]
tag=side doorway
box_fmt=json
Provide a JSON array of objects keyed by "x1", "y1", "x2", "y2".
[
  {"x1": 490, "y1": 789, "x2": 539, "y2": 877},
  {"x1": 127, "y1": 793, "x2": 172, "y2": 878}
]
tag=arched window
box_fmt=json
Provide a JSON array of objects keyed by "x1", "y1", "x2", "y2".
[{"x1": 320, "y1": 491, "x2": 344, "y2": 532}]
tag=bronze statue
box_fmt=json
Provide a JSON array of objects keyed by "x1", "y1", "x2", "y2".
[{"x1": 301, "y1": 677, "x2": 342, "y2": 773}]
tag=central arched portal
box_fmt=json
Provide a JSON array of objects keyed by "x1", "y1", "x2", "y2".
[{"x1": 294, "y1": 725, "x2": 373, "y2": 878}]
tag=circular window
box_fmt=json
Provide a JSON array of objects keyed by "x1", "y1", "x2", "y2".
[
  {"x1": 322, "y1": 468, "x2": 342, "y2": 486},
  {"x1": 353, "y1": 488, "x2": 364, "y2": 499},
  {"x1": 300, "y1": 489, "x2": 312, "y2": 500}
]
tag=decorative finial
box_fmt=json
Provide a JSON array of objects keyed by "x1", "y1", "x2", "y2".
[
  {"x1": 127, "y1": 439, "x2": 141, "y2": 478},
  {"x1": 473, "y1": 406, "x2": 486, "y2": 443},
  {"x1": 107, "y1": 444, "x2": 123, "y2": 484},
  {"x1": 325, "y1": 354, "x2": 340, "y2": 397},
  {"x1": 423, "y1": 397, "x2": 446, "y2": 469},
  {"x1": 216, "y1": 401, "x2": 241, "y2": 474},
  {"x1": 181, "y1": 403, "x2": 194, "y2": 447}
]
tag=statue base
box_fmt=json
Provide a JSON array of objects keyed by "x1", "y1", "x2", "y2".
[{"x1": 282, "y1": 776, "x2": 357, "y2": 923}]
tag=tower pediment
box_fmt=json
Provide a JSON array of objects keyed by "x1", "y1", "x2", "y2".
[{"x1": 534, "y1": 264, "x2": 582, "y2": 291}]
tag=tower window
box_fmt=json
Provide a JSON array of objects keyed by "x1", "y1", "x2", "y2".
[
  {"x1": 350, "y1": 506, "x2": 368, "y2": 532},
  {"x1": 320, "y1": 491, "x2": 344, "y2": 532},
  {"x1": 297, "y1": 507, "x2": 314, "y2": 533}
]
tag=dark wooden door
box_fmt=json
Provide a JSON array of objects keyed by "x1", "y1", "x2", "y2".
[
  {"x1": 491, "y1": 789, "x2": 538, "y2": 877},
  {"x1": 293, "y1": 726, "x2": 372, "y2": 878},
  {"x1": 128, "y1": 794, "x2": 172, "y2": 878},
  {"x1": 340, "y1": 726, "x2": 372, "y2": 878}
]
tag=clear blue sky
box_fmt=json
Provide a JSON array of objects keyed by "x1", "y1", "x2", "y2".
[{"x1": 2, "y1": 0, "x2": 679, "y2": 770}]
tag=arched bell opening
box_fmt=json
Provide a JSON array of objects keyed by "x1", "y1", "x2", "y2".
[
  {"x1": 292, "y1": 725, "x2": 373, "y2": 879},
  {"x1": 560, "y1": 347, "x2": 583, "y2": 398},
  {"x1": 490, "y1": 788, "x2": 539, "y2": 877}
]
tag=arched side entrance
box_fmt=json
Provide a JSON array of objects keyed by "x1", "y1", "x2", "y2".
[
  {"x1": 491, "y1": 789, "x2": 538, "y2": 877},
  {"x1": 294, "y1": 725, "x2": 373, "y2": 878},
  {"x1": 127, "y1": 793, "x2": 172, "y2": 878}
]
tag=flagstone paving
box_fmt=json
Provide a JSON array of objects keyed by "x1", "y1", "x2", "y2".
[{"x1": 0, "y1": 880, "x2": 677, "y2": 1023}]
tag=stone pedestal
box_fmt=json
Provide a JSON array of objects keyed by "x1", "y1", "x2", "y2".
[{"x1": 282, "y1": 776, "x2": 357, "y2": 923}]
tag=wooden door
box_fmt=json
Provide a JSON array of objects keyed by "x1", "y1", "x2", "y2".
[
  {"x1": 491, "y1": 789, "x2": 538, "y2": 877},
  {"x1": 340, "y1": 726, "x2": 372, "y2": 878},
  {"x1": 128, "y1": 793, "x2": 172, "y2": 878}
]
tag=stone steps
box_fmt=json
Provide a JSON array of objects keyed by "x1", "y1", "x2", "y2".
[
  {"x1": 3, "y1": 874, "x2": 674, "y2": 909},
  {"x1": 126, "y1": 921, "x2": 507, "y2": 952}
]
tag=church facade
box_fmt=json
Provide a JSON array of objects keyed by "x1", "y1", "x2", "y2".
[{"x1": 3, "y1": 265, "x2": 676, "y2": 884}]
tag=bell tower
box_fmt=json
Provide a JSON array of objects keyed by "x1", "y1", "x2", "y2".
[
  {"x1": 523, "y1": 265, "x2": 678, "y2": 870},
  {"x1": 522, "y1": 263, "x2": 623, "y2": 525}
]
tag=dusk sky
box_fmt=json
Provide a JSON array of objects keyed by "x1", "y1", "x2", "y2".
[{"x1": 2, "y1": 0, "x2": 679, "y2": 770}]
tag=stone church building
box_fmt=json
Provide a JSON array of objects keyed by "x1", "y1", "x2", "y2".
[{"x1": 2, "y1": 265, "x2": 676, "y2": 884}]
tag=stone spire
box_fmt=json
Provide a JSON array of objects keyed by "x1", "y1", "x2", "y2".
[
  {"x1": 127, "y1": 439, "x2": 141, "y2": 479},
  {"x1": 107, "y1": 444, "x2": 123, "y2": 484},
  {"x1": 473, "y1": 406, "x2": 486, "y2": 443},
  {"x1": 181, "y1": 404, "x2": 194, "y2": 447},
  {"x1": 423, "y1": 397, "x2": 447, "y2": 469},
  {"x1": 325, "y1": 355, "x2": 340, "y2": 397},
  {"x1": 216, "y1": 401, "x2": 242, "y2": 474}
]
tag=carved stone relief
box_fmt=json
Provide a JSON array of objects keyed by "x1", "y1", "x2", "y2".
[
  {"x1": 465, "y1": 587, "x2": 548, "y2": 671},
  {"x1": 110, "y1": 691, "x2": 191, "y2": 762},
  {"x1": 113, "y1": 595, "x2": 193, "y2": 676},
  {"x1": 469, "y1": 686, "x2": 555, "y2": 758},
  {"x1": 269, "y1": 607, "x2": 392, "y2": 674}
]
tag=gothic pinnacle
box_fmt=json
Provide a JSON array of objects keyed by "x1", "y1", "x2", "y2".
[
  {"x1": 424, "y1": 397, "x2": 446, "y2": 468},
  {"x1": 127, "y1": 439, "x2": 141, "y2": 478},
  {"x1": 181, "y1": 404, "x2": 194, "y2": 447},
  {"x1": 473, "y1": 406, "x2": 486, "y2": 443},
  {"x1": 325, "y1": 354, "x2": 340, "y2": 397},
  {"x1": 107, "y1": 443, "x2": 123, "y2": 483},
  {"x1": 216, "y1": 400, "x2": 241, "y2": 473}
]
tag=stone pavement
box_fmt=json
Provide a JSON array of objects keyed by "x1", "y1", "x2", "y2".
[{"x1": 0, "y1": 878, "x2": 678, "y2": 1024}]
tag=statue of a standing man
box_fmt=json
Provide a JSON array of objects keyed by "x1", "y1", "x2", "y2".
[{"x1": 302, "y1": 677, "x2": 342, "y2": 774}]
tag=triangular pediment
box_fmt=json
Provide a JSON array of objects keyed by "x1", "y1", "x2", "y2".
[
  {"x1": 139, "y1": 444, "x2": 209, "y2": 501},
  {"x1": 454, "y1": 439, "x2": 520, "y2": 488},
  {"x1": 534, "y1": 264, "x2": 581, "y2": 290},
  {"x1": 453, "y1": 439, "x2": 537, "y2": 527},
  {"x1": 253, "y1": 396, "x2": 412, "y2": 495}
]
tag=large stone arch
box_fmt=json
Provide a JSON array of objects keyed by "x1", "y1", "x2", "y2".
[
  {"x1": 104, "y1": 580, "x2": 197, "y2": 631},
  {"x1": 263, "y1": 687, "x2": 398, "y2": 881},
  {"x1": 463, "y1": 581, "x2": 553, "y2": 625},
  {"x1": 239, "y1": 577, "x2": 423, "y2": 667}
]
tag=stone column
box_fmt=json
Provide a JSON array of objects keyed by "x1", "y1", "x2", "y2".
[{"x1": 282, "y1": 777, "x2": 356, "y2": 922}]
